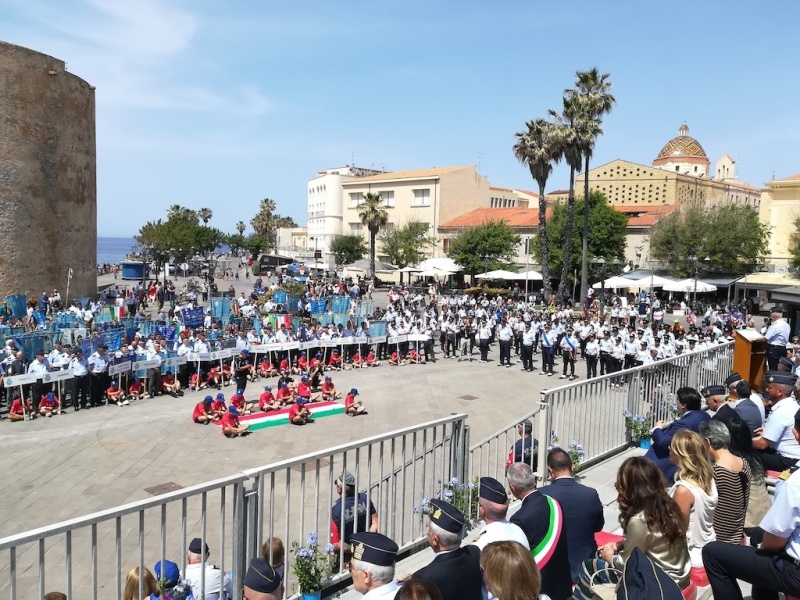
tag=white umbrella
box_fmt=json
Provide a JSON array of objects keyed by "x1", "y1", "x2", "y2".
[
  {"x1": 592, "y1": 275, "x2": 637, "y2": 289},
  {"x1": 515, "y1": 269, "x2": 544, "y2": 281},
  {"x1": 416, "y1": 257, "x2": 463, "y2": 272},
  {"x1": 397, "y1": 266, "x2": 421, "y2": 273},
  {"x1": 476, "y1": 269, "x2": 520, "y2": 280},
  {"x1": 662, "y1": 278, "x2": 717, "y2": 293},
  {"x1": 417, "y1": 268, "x2": 454, "y2": 278}
]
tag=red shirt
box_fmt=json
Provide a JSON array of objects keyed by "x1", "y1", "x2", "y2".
[
  {"x1": 191, "y1": 402, "x2": 207, "y2": 420},
  {"x1": 297, "y1": 356, "x2": 308, "y2": 369},
  {"x1": 259, "y1": 360, "x2": 271, "y2": 371},
  {"x1": 409, "y1": 350, "x2": 418, "y2": 359},
  {"x1": 345, "y1": 393, "x2": 357, "y2": 410},
  {"x1": 161, "y1": 374, "x2": 175, "y2": 385},
  {"x1": 366, "y1": 353, "x2": 376, "y2": 364},
  {"x1": 211, "y1": 400, "x2": 226, "y2": 413},
  {"x1": 219, "y1": 412, "x2": 239, "y2": 430},
  {"x1": 276, "y1": 387, "x2": 292, "y2": 401},
  {"x1": 392, "y1": 352, "x2": 400, "y2": 360},
  {"x1": 209, "y1": 367, "x2": 220, "y2": 376},
  {"x1": 310, "y1": 358, "x2": 321, "y2": 368},
  {"x1": 352, "y1": 353, "x2": 362, "y2": 364},
  {"x1": 329, "y1": 355, "x2": 341, "y2": 366},
  {"x1": 297, "y1": 382, "x2": 311, "y2": 398},
  {"x1": 10, "y1": 399, "x2": 30, "y2": 415},
  {"x1": 279, "y1": 359, "x2": 290, "y2": 371},
  {"x1": 322, "y1": 382, "x2": 335, "y2": 394},
  {"x1": 129, "y1": 381, "x2": 143, "y2": 393},
  {"x1": 190, "y1": 373, "x2": 203, "y2": 384},
  {"x1": 230, "y1": 394, "x2": 245, "y2": 408},
  {"x1": 106, "y1": 386, "x2": 119, "y2": 395},
  {"x1": 288, "y1": 403, "x2": 304, "y2": 420},
  {"x1": 39, "y1": 396, "x2": 58, "y2": 409},
  {"x1": 259, "y1": 391, "x2": 275, "y2": 409}
]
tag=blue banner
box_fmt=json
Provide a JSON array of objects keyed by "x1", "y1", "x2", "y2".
[
  {"x1": 7, "y1": 294, "x2": 27, "y2": 318},
  {"x1": 211, "y1": 298, "x2": 231, "y2": 319},
  {"x1": 182, "y1": 307, "x2": 205, "y2": 328},
  {"x1": 104, "y1": 330, "x2": 122, "y2": 352}
]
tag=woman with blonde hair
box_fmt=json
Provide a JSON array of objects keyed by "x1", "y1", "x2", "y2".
[
  {"x1": 668, "y1": 429, "x2": 718, "y2": 568},
  {"x1": 122, "y1": 566, "x2": 157, "y2": 600},
  {"x1": 480, "y1": 540, "x2": 550, "y2": 600}
]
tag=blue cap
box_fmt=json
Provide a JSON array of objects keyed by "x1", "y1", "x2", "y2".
[
  {"x1": 243, "y1": 557, "x2": 281, "y2": 594},
  {"x1": 279, "y1": 382, "x2": 287, "y2": 388},
  {"x1": 264, "y1": 385, "x2": 272, "y2": 391},
  {"x1": 46, "y1": 391, "x2": 55, "y2": 398},
  {"x1": 350, "y1": 388, "x2": 358, "y2": 395},
  {"x1": 301, "y1": 376, "x2": 309, "y2": 382},
  {"x1": 236, "y1": 388, "x2": 244, "y2": 394},
  {"x1": 296, "y1": 397, "x2": 307, "y2": 404},
  {"x1": 325, "y1": 376, "x2": 331, "y2": 381},
  {"x1": 316, "y1": 352, "x2": 322, "y2": 358},
  {"x1": 229, "y1": 406, "x2": 239, "y2": 415},
  {"x1": 204, "y1": 395, "x2": 213, "y2": 402},
  {"x1": 154, "y1": 560, "x2": 181, "y2": 586},
  {"x1": 111, "y1": 382, "x2": 118, "y2": 387},
  {"x1": 216, "y1": 393, "x2": 225, "y2": 400},
  {"x1": 241, "y1": 349, "x2": 250, "y2": 356}
]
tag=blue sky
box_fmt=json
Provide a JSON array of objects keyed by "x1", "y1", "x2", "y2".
[{"x1": 2, "y1": 1, "x2": 798, "y2": 236}]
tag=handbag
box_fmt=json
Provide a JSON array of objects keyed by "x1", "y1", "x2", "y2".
[{"x1": 587, "y1": 566, "x2": 623, "y2": 600}]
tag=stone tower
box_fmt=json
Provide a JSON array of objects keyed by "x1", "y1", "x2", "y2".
[{"x1": 0, "y1": 41, "x2": 97, "y2": 301}]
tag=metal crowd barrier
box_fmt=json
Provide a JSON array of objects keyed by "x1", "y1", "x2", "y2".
[{"x1": 0, "y1": 415, "x2": 467, "y2": 600}]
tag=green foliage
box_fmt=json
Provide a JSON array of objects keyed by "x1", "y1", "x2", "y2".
[
  {"x1": 463, "y1": 287, "x2": 511, "y2": 297},
  {"x1": 280, "y1": 281, "x2": 307, "y2": 297},
  {"x1": 379, "y1": 220, "x2": 436, "y2": 267},
  {"x1": 329, "y1": 235, "x2": 367, "y2": 266},
  {"x1": 242, "y1": 234, "x2": 268, "y2": 259},
  {"x1": 250, "y1": 198, "x2": 297, "y2": 250},
  {"x1": 291, "y1": 533, "x2": 333, "y2": 593},
  {"x1": 225, "y1": 233, "x2": 246, "y2": 255},
  {"x1": 446, "y1": 221, "x2": 521, "y2": 275},
  {"x1": 357, "y1": 192, "x2": 390, "y2": 276},
  {"x1": 792, "y1": 216, "x2": 800, "y2": 270},
  {"x1": 649, "y1": 204, "x2": 769, "y2": 277},
  {"x1": 136, "y1": 210, "x2": 223, "y2": 263},
  {"x1": 533, "y1": 191, "x2": 627, "y2": 284}
]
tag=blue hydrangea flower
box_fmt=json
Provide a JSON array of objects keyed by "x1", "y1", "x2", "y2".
[
  {"x1": 443, "y1": 489, "x2": 454, "y2": 501},
  {"x1": 297, "y1": 548, "x2": 312, "y2": 560},
  {"x1": 325, "y1": 543, "x2": 335, "y2": 554},
  {"x1": 623, "y1": 408, "x2": 632, "y2": 418},
  {"x1": 307, "y1": 532, "x2": 318, "y2": 546},
  {"x1": 467, "y1": 482, "x2": 475, "y2": 490},
  {"x1": 449, "y1": 477, "x2": 459, "y2": 486}
]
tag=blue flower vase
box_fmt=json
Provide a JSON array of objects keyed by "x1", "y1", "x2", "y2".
[
  {"x1": 302, "y1": 592, "x2": 322, "y2": 600},
  {"x1": 639, "y1": 438, "x2": 651, "y2": 449}
]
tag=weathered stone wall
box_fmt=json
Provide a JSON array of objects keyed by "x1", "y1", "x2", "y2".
[{"x1": 0, "y1": 41, "x2": 96, "y2": 301}]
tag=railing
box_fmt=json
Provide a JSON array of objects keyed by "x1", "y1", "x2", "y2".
[
  {"x1": 0, "y1": 414, "x2": 467, "y2": 600},
  {"x1": 536, "y1": 342, "x2": 734, "y2": 478}
]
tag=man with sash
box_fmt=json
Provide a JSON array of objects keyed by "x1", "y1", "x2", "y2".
[
  {"x1": 507, "y1": 462, "x2": 572, "y2": 600},
  {"x1": 539, "y1": 324, "x2": 556, "y2": 376}
]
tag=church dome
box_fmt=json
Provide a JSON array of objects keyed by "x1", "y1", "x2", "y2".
[{"x1": 655, "y1": 124, "x2": 708, "y2": 160}]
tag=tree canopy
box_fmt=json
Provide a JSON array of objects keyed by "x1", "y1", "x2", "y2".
[
  {"x1": 329, "y1": 234, "x2": 367, "y2": 266},
  {"x1": 446, "y1": 221, "x2": 521, "y2": 275},
  {"x1": 534, "y1": 191, "x2": 628, "y2": 287},
  {"x1": 379, "y1": 220, "x2": 436, "y2": 268},
  {"x1": 357, "y1": 192, "x2": 390, "y2": 277},
  {"x1": 135, "y1": 207, "x2": 223, "y2": 263},
  {"x1": 649, "y1": 203, "x2": 769, "y2": 277},
  {"x1": 250, "y1": 198, "x2": 298, "y2": 249}
]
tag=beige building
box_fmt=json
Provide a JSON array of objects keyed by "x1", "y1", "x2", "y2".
[
  {"x1": 759, "y1": 173, "x2": 800, "y2": 263},
  {"x1": 549, "y1": 125, "x2": 760, "y2": 210},
  {"x1": 340, "y1": 165, "x2": 536, "y2": 260}
]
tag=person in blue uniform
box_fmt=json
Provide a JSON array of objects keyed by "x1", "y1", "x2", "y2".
[
  {"x1": 702, "y1": 407, "x2": 800, "y2": 600},
  {"x1": 643, "y1": 386, "x2": 710, "y2": 481},
  {"x1": 330, "y1": 471, "x2": 378, "y2": 553},
  {"x1": 349, "y1": 532, "x2": 400, "y2": 599},
  {"x1": 411, "y1": 499, "x2": 482, "y2": 600}
]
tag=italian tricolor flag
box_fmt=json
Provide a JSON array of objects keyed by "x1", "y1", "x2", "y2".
[{"x1": 217, "y1": 401, "x2": 345, "y2": 431}]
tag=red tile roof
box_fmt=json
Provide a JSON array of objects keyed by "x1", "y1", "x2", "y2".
[
  {"x1": 439, "y1": 208, "x2": 549, "y2": 228},
  {"x1": 611, "y1": 205, "x2": 678, "y2": 226},
  {"x1": 778, "y1": 173, "x2": 800, "y2": 181}
]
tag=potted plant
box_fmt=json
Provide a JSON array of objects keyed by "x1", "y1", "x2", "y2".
[
  {"x1": 549, "y1": 431, "x2": 586, "y2": 475},
  {"x1": 623, "y1": 409, "x2": 652, "y2": 448},
  {"x1": 291, "y1": 532, "x2": 334, "y2": 600},
  {"x1": 414, "y1": 477, "x2": 480, "y2": 530}
]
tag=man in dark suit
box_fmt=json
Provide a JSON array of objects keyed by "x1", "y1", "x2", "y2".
[
  {"x1": 539, "y1": 448, "x2": 604, "y2": 583},
  {"x1": 507, "y1": 463, "x2": 572, "y2": 600},
  {"x1": 644, "y1": 386, "x2": 710, "y2": 481},
  {"x1": 412, "y1": 499, "x2": 482, "y2": 600},
  {"x1": 704, "y1": 384, "x2": 738, "y2": 423},
  {"x1": 7, "y1": 350, "x2": 29, "y2": 401}
]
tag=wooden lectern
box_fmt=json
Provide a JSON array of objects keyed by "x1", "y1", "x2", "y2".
[{"x1": 733, "y1": 329, "x2": 767, "y2": 390}]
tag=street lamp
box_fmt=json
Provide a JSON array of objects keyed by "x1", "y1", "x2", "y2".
[
  {"x1": 690, "y1": 255, "x2": 711, "y2": 306},
  {"x1": 524, "y1": 236, "x2": 532, "y2": 301}
]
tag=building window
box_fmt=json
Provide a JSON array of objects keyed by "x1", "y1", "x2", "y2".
[
  {"x1": 381, "y1": 191, "x2": 395, "y2": 207},
  {"x1": 443, "y1": 238, "x2": 451, "y2": 253},
  {"x1": 412, "y1": 189, "x2": 431, "y2": 206},
  {"x1": 349, "y1": 223, "x2": 363, "y2": 235},
  {"x1": 349, "y1": 193, "x2": 362, "y2": 208}
]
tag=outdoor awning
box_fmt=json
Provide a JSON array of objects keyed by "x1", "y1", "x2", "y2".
[
  {"x1": 476, "y1": 269, "x2": 520, "y2": 280},
  {"x1": 592, "y1": 276, "x2": 637, "y2": 289},
  {"x1": 514, "y1": 270, "x2": 544, "y2": 281},
  {"x1": 663, "y1": 278, "x2": 717, "y2": 293},
  {"x1": 770, "y1": 286, "x2": 800, "y2": 304},
  {"x1": 736, "y1": 272, "x2": 800, "y2": 288},
  {"x1": 700, "y1": 275, "x2": 743, "y2": 288}
]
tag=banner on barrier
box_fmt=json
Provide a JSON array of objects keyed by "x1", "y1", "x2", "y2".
[
  {"x1": 109, "y1": 362, "x2": 132, "y2": 376},
  {"x1": 164, "y1": 355, "x2": 188, "y2": 368},
  {"x1": 4, "y1": 373, "x2": 38, "y2": 387},
  {"x1": 265, "y1": 343, "x2": 282, "y2": 353},
  {"x1": 133, "y1": 359, "x2": 161, "y2": 370},
  {"x1": 388, "y1": 335, "x2": 407, "y2": 344},
  {"x1": 283, "y1": 341, "x2": 300, "y2": 350},
  {"x1": 407, "y1": 334, "x2": 428, "y2": 342},
  {"x1": 249, "y1": 344, "x2": 269, "y2": 353},
  {"x1": 371, "y1": 335, "x2": 387, "y2": 344},
  {"x1": 42, "y1": 369, "x2": 74, "y2": 383}
]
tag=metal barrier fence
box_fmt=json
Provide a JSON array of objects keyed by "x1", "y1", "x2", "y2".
[
  {"x1": 0, "y1": 414, "x2": 467, "y2": 600},
  {"x1": 535, "y1": 342, "x2": 734, "y2": 480}
]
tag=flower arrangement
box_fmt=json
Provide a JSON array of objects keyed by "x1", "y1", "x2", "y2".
[
  {"x1": 157, "y1": 579, "x2": 193, "y2": 600},
  {"x1": 291, "y1": 532, "x2": 335, "y2": 594},
  {"x1": 623, "y1": 409, "x2": 652, "y2": 441},
  {"x1": 413, "y1": 476, "x2": 480, "y2": 530},
  {"x1": 548, "y1": 431, "x2": 585, "y2": 473}
]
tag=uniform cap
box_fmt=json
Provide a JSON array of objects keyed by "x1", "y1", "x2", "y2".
[
  {"x1": 336, "y1": 471, "x2": 356, "y2": 486},
  {"x1": 216, "y1": 393, "x2": 225, "y2": 400},
  {"x1": 428, "y1": 499, "x2": 466, "y2": 534},
  {"x1": 779, "y1": 357, "x2": 795, "y2": 371},
  {"x1": 204, "y1": 395, "x2": 213, "y2": 402},
  {"x1": 479, "y1": 476, "x2": 508, "y2": 504},
  {"x1": 154, "y1": 560, "x2": 180, "y2": 586},
  {"x1": 350, "y1": 388, "x2": 358, "y2": 395},
  {"x1": 701, "y1": 385, "x2": 726, "y2": 397},
  {"x1": 264, "y1": 386, "x2": 272, "y2": 391},
  {"x1": 243, "y1": 557, "x2": 281, "y2": 593},
  {"x1": 188, "y1": 538, "x2": 209, "y2": 555},
  {"x1": 765, "y1": 370, "x2": 798, "y2": 386},
  {"x1": 229, "y1": 406, "x2": 239, "y2": 415},
  {"x1": 349, "y1": 532, "x2": 399, "y2": 567}
]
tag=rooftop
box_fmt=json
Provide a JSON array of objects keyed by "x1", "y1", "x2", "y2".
[
  {"x1": 344, "y1": 165, "x2": 473, "y2": 184},
  {"x1": 611, "y1": 204, "x2": 678, "y2": 226},
  {"x1": 439, "y1": 207, "x2": 548, "y2": 228}
]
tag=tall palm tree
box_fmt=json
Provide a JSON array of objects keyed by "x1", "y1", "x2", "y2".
[
  {"x1": 167, "y1": 204, "x2": 186, "y2": 219},
  {"x1": 513, "y1": 118, "x2": 562, "y2": 299},
  {"x1": 357, "y1": 192, "x2": 389, "y2": 278},
  {"x1": 236, "y1": 221, "x2": 246, "y2": 235},
  {"x1": 251, "y1": 198, "x2": 277, "y2": 247},
  {"x1": 550, "y1": 96, "x2": 602, "y2": 302},
  {"x1": 568, "y1": 68, "x2": 616, "y2": 304},
  {"x1": 198, "y1": 207, "x2": 213, "y2": 225}
]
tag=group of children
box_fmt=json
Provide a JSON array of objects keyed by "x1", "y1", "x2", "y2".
[{"x1": 7, "y1": 391, "x2": 63, "y2": 421}]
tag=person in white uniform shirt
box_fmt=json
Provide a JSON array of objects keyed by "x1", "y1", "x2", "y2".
[
  {"x1": 184, "y1": 537, "x2": 231, "y2": 600},
  {"x1": 348, "y1": 531, "x2": 400, "y2": 599},
  {"x1": 472, "y1": 477, "x2": 529, "y2": 551}
]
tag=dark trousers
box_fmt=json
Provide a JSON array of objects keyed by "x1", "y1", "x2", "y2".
[
  {"x1": 89, "y1": 372, "x2": 108, "y2": 406},
  {"x1": 235, "y1": 376, "x2": 248, "y2": 393},
  {"x1": 71, "y1": 375, "x2": 89, "y2": 408},
  {"x1": 499, "y1": 340, "x2": 512, "y2": 365},
  {"x1": 599, "y1": 352, "x2": 609, "y2": 375},
  {"x1": 514, "y1": 333, "x2": 522, "y2": 355},
  {"x1": 446, "y1": 334, "x2": 456, "y2": 357},
  {"x1": 758, "y1": 448, "x2": 798, "y2": 472},
  {"x1": 586, "y1": 355, "x2": 598, "y2": 378},
  {"x1": 767, "y1": 345, "x2": 787, "y2": 371},
  {"x1": 439, "y1": 331, "x2": 446, "y2": 352},
  {"x1": 703, "y1": 541, "x2": 800, "y2": 600},
  {"x1": 562, "y1": 355, "x2": 575, "y2": 377},
  {"x1": 424, "y1": 339, "x2": 436, "y2": 362},
  {"x1": 542, "y1": 347, "x2": 554, "y2": 373},
  {"x1": 521, "y1": 345, "x2": 533, "y2": 370},
  {"x1": 147, "y1": 368, "x2": 162, "y2": 396},
  {"x1": 479, "y1": 338, "x2": 489, "y2": 361}
]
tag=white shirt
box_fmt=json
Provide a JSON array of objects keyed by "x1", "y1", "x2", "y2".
[
  {"x1": 363, "y1": 581, "x2": 399, "y2": 599},
  {"x1": 760, "y1": 466, "x2": 800, "y2": 561},
  {"x1": 472, "y1": 519, "x2": 530, "y2": 551},
  {"x1": 184, "y1": 561, "x2": 230, "y2": 600},
  {"x1": 763, "y1": 397, "x2": 800, "y2": 458}
]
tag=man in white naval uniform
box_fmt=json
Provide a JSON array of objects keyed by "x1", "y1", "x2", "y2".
[{"x1": 472, "y1": 476, "x2": 529, "y2": 551}]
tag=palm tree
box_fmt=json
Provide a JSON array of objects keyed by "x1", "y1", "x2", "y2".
[
  {"x1": 236, "y1": 221, "x2": 246, "y2": 235},
  {"x1": 198, "y1": 207, "x2": 213, "y2": 225},
  {"x1": 357, "y1": 192, "x2": 389, "y2": 278},
  {"x1": 549, "y1": 96, "x2": 601, "y2": 302},
  {"x1": 251, "y1": 198, "x2": 277, "y2": 247},
  {"x1": 167, "y1": 204, "x2": 186, "y2": 219},
  {"x1": 513, "y1": 118, "x2": 562, "y2": 299},
  {"x1": 568, "y1": 68, "x2": 616, "y2": 303}
]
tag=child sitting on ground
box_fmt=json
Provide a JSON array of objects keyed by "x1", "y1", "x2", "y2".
[
  {"x1": 289, "y1": 397, "x2": 313, "y2": 425},
  {"x1": 351, "y1": 351, "x2": 364, "y2": 368},
  {"x1": 275, "y1": 381, "x2": 294, "y2": 406},
  {"x1": 161, "y1": 373, "x2": 183, "y2": 397},
  {"x1": 296, "y1": 354, "x2": 309, "y2": 374},
  {"x1": 107, "y1": 381, "x2": 127, "y2": 406},
  {"x1": 408, "y1": 348, "x2": 425, "y2": 364},
  {"x1": 210, "y1": 393, "x2": 227, "y2": 419},
  {"x1": 389, "y1": 351, "x2": 407, "y2": 366},
  {"x1": 221, "y1": 406, "x2": 250, "y2": 437},
  {"x1": 38, "y1": 391, "x2": 61, "y2": 416},
  {"x1": 258, "y1": 358, "x2": 277, "y2": 378},
  {"x1": 365, "y1": 349, "x2": 380, "y2": 367},
  {"x1": 221, "y1": 361, "x2": 233, "y2": 385},
  {"x1": 9, "y1": 397, "x2": 34, "y2": 421},
  {"x1": 229, "y1": 388, "x2": 255, "y2": 415},
  {"x1": 344, "y1": 388, "x2": 367, "y2": 416},
  {"x1": 192, "y1": 395, "x2": 216, "y2": 424},
  {"x1": 190, "y1": 369, "x2": 208, "y2": 391},
  {"x1": 321, "y1": 376, "x2": 341, "y2": 400},
  {"x1": 259, "y1": 386, "x2": 279, "y2": 411},
  {"x1": 207, "y1": 365, "x2": 222, "y2": 389},
  {"x1": 128, "y1": 378, "x2": 144, "y2": 401},
  {"x1": 328, "y1": 349, "x2": 342, "y2": 371},
  {"x1": 296, "y1": 376, "x2": 320, "y2": 402}
]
